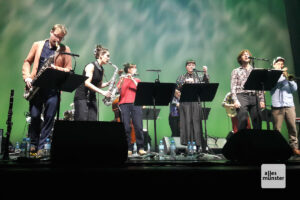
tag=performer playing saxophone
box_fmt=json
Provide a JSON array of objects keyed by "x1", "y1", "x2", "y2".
[
  {"x1": 74, "y1": 44, "x2": 112, "y2": 121},
  {"x1": 22, "y1": 24, "x2": 72, "y2": 157}
]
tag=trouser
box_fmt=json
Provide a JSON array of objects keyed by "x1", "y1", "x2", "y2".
[
  {"x1": 119, "y1": 103, "x2": 144, "y2": 151},
  {"x1": 169, "y1": 115, "x2": 180, "y2": 137},
  {"x1": 29, "y1": 89, "x2": 58, "y2": 150},
  {"x1": 236, "y1": 93, "x2": 262, "y2": 131},
  {"x1": 272, "y1": 106, "x2": 298, "y2": 149},
  {"x1": 74, "y1": 99, "x2": 98, "y2": 121}
]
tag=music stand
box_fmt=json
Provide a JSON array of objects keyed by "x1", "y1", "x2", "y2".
[
  {"x1": 180, "y1": 83, "x2": 219, "y2": 153},
  {"x1": 244, "y1": 69, "x2": 282, "y2": 126},
  {"x1": 261, "y1": 108, "x2": 274, "y2": 130},
  {"x1": 33, "y1": 68, "x2": 87, "y2": 119},
  {"x1": 142, "y1": 108, "x2": 161, "y2": 132},
  {"x1": 135, "y1": 82, "x2": 176, "y2": 152}
]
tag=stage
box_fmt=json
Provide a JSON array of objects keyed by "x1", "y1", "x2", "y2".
[{"x1": 1, "y1": 153, "x2": 300, "y2": 192}]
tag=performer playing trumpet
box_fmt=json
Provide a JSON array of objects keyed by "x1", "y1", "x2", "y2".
[
  {"x1": 74, "y1": 44, "x2": 111, "y2": 121},
  {"x1": 22, "y1": 24, "x2": 72, "y2": 157},
  {"x1": 271, "y1": 57, "x2": 300, "y2": 155}
]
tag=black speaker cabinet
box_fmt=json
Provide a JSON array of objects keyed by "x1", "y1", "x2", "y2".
[
  {"x1": 51, "y1": 120, "x2": 128, "y2": 165},
  {"x1": 222, "y1": 129, "x2": 293, "y2": 162}
]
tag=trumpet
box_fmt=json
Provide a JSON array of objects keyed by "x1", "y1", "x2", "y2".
[{"x1": 282, "y1": 67, "x2": 296, "y2": 81}]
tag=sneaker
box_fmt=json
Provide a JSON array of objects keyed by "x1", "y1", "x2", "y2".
[
  {"x1": 293, "y1": 148, "x2": 300, "y2": 156},
  {"x1": 138, "y1": 149, "x2": 147, "y2": 155},
  {"x1": 128, "y1": 151, "x2": 133, "y2": 156},
  {"x1": 36, "y1": 149, "x2": 45, "y2": 158}
]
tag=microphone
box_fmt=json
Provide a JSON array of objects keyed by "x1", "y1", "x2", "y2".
[
  {"x1": 146, "y1": 69, "x2": 161, "y2": 72},
  {"x1": 248, "y1": 56, "x2": 269, "y2": 61},
  {"x1": 60, "y1": 52, "x2": 80, "y2": 57}
]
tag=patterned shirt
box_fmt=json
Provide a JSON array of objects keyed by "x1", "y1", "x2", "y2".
[
  {"x1": 231, "y1": 66, "x2": 264, "y2": 104},
  {"x1": 176, "y1": 72, "x2": 209, "y2": 90}
]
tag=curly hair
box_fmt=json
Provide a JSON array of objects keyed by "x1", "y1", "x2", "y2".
[{"x1": 94, "y1": 44, "x2": 109, "y2": 59}]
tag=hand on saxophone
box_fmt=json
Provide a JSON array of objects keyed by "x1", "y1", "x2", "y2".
[
  {"x1": 103, "y1": 90, "x2": 112, "y2": 98},
  {"x1": 25, "y1": 77, "x2": 33, "y2": 89}
]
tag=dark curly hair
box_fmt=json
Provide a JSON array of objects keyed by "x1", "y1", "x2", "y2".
[{"x1": 94, "y1": 44, "x2": 109, "y2": 59}]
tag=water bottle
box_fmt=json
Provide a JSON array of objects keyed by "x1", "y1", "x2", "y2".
[
  {"x1": 192, "y1": 142, "x2": 197, "y2": 154},
  {"x1": 187, "y1": 141, "x2": 193, "y2": 156},
  {"x1": 20, "y1": 138, "x2": 27, "y2": 157},
  {"x1": 133, "y1": 143, "x2": 137, "y2": 155},
  {"x1": 159, "y1": 140, "x2": 165, "y2": 160},
  {"x1": 26, "y1": 137, "x2": 31, "y2": 157},
  {"x1": 170, "y1": 140, "x2": 176, "y2": 160},
  {"x1": 15, "y1": 141, "x2": 21, "y2": 154},
  {"x1": 44, "y1": 138, "x2": 51, "y2": 157},
  {"x1": 147, "y1": 143, "x2": 151, "y2": 153}
]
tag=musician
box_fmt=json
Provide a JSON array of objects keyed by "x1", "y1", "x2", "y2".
[
  {"x1": 169, "y1": 89, "x2": 180, "y2": 137},
  {"x1": 74, "y1": 44, "x2": 111, "y2": 121},
  {"x1": 231, "y1": 49, "x2": 265, "y2": 131},
  {"x1": 117, "y1": 63, "x2": 146, "y2": 156},
  {"x1": 271, "y1": 57, "x2": 300, "y2": 155},
  {"x1": 176, "y1": 60, "x2": 209, "y2": 152},
  {"x1": 22, "y1": 24, "x2": 72, "y2": 156},
  {"x1": 222, "y1": 92, "x2": 251, "y2": 133}
]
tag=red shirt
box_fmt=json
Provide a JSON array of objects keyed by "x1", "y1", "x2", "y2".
[{"x1": 118, "y1": 77, "x2": 141, "y2": 105}]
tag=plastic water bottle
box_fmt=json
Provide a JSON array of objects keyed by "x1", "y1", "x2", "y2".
[
  {"x1": 147, "y1": 143, "x2": 151, "y2": 153},
  {"x1": 187, "y1": 141, "x2": 193, "y2": 156},
  {"x1": 44, "y1": 138, "x2": 51, "y2": 157},
  {"x1": 159, "y1": 140, "x2": 165, "y2": 160},
  {"x1": 192, "y1": 142, "x2": 197, "y2": 154},
  {"x1": 20, "y1": 138, "x2": 27, "y2": 157},
  {"x1": 170, "y1": 140, "x2": 176, "y2": 160},
  {"x1": 133, "y1": 143, "x2": 137, "y2": 155},
  {"x1": 15, "y1": 141, "x2": 21, "y2": 154},
  {"x1": 26, "y1": 137, "x2": 31, "y2": 157}
]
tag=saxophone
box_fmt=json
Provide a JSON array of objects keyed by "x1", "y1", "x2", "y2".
[
  {"x1": 24, "y1": 42, "x2": 60, "y2": 101},
  {"x1": 102, "y1": 61, "x2": 119, "y2": 106}
]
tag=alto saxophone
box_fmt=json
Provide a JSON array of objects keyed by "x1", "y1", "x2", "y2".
[
  {"x1": 102, "y1": 61, "x2": 119, "y2": 106},
  {"x1": 23, "y1": 42, "x2": 60, "y2": 101}
]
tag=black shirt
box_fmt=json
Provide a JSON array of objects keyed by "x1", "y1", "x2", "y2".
[{"x1": 74, "y1": 61, "x2": 104, "y2": 101}]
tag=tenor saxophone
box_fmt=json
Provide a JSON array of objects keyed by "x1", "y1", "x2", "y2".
[{"x1": 102, "y1": 62, "x2": 119, "y2": 106}]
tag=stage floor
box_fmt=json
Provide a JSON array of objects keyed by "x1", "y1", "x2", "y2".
[{"x1": 1, "y1": 153, "x2": 300, "y2": 191}]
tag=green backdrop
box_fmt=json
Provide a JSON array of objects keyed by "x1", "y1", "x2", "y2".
[{"x1": 0, "y1": 0, "x2": 298, "y2": 145}]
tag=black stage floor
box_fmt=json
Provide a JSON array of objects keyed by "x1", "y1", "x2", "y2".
[{"x1": 1, "y1": 153, "x2": 300, "y2": 193}]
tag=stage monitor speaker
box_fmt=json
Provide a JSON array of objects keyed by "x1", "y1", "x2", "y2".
[
  {"x1": 222, "y1": 129, "x2": 293, "y2": 162},
  {"x1": 51, "y1": 120, "x2": 128, "y2": 165}
]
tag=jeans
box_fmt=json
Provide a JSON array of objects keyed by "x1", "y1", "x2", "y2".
[
  {"x1": 119, "y1": 103, "x2": 144, "y2": 151},
  {"x1": 29, "y1": 89, "x2": 58, "y2": 150}
]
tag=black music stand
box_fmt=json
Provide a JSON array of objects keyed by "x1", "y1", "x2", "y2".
[
  {"x1": 135, "y1": 82, "x2": 176, "y2": 152},
  {"x1": 142, "y1": 108, "x2": 161, "y2": 132},
  {"x1": 244, "y1": 69, "x2": 282, "y2": 127},
  {"x1": 261, "y1": 108, "x2": 274, "y2": 130},
  {"x1": 33, "y1": 68, "x2": 87, "y2": 119},
  {"x1": 180, "y1": 83, "x2": 219, "y2": 153}
]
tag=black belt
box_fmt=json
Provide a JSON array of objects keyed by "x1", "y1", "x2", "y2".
[{"x1": 239, "y1": 92, "x2": 256, "y2": 96}]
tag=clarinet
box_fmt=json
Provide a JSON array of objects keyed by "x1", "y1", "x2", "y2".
[{"x1": 3, "y1": 90, "x2": 14, "y2": 160}]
